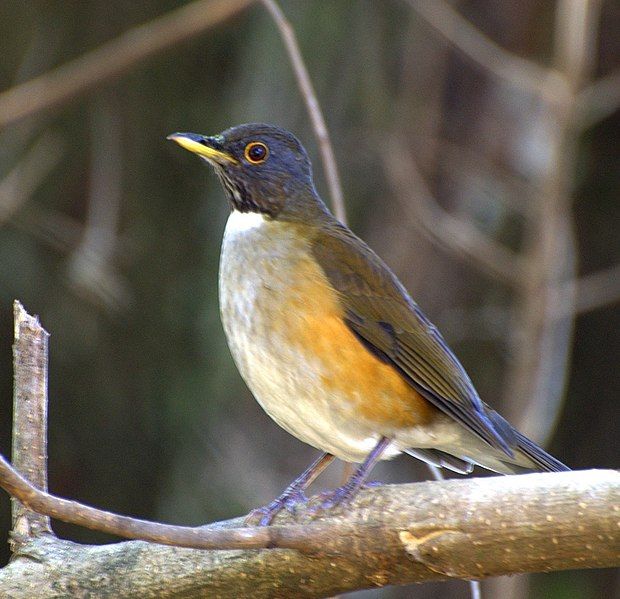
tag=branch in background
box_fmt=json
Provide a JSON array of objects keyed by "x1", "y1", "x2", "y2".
[
  {"x1": 67, "y1": 96, "x2": 131, "y2": 312},
  {"x1": 260, "y1": 0, "x2": 347, "y2": 223},
  {"x1": 0, "y1": 133, "x2": 64, "y2": 224},
  {"x1": 406, "y1": 0, "x2": 549, "y2": 96},
  {"x1": 553, "y1": 0, "x2": 601, "y2": 87},
  {"x1": 12, "y1": 207, "x2": 88, "y2": 254},
  {"x1": 551, "y1": 262, "x2": 620, "y2": 320},
  {"x1": 437, "y1": 140, "x2": 535, "y2": 218},
  {"x1": 575, "y1": 68, "x2": 620, "y2": 129},
  {"x1": 384, "y1": 139, "x2": 526, "y2": 287},
  {"x1": 10, "y1": 301, "x2": 53, "y2": 549},
  {"x1": 0, "y1": 131, "x2": 133, "y2": 278},
  {"x1": 0, "y1": 0, "x2": 255, "y2": 128},
  {"x1": 500, "y1": 0, "x2": 599, "y2": 449}
]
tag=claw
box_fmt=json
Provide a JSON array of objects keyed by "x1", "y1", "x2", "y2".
[
  {"x1": 246, "y1": 490, "x2": 309, "y2": 526},
  {"x1": 317, "y1": 437, "x2": 390, "y2": 511},
  {"x1": 245, "y1": 452, "x2": 335, "y2": 526},
  {"x1": 316, "y1": 484, "x2": 356, "y2": 511},
  {"x1": 313, "y1": 480, "x2": 384, "y2": 511}
]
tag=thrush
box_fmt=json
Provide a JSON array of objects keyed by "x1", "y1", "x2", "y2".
[{"x1": 168, "y1": 123, "x2": 568, "y2": 525}]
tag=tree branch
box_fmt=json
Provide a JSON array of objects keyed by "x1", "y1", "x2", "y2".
[
  {"x1": 0, "y1": 468, "x2": 617, "y2": 597},
  {"x1": 10, "y1": 301, "x2": 53, "y2": 548},
  {"x1": 406, "y1": 0, "x2": 550, "y2": 96},
  {"x1": 67, "y1": 96, "x2": 131, "y2": 311},
  {"x1": 383, "y1": 138, "x2": 527, "y2": 287},
  {"x1": 0, "y1": 0, "x2": 254, "y2": 127},
  {"x1": 260, "y1": 0, "x2": 346, "y2": 223},
  {"x1": 548, "y1": 262, "x2": 620, "y2": 321},
  {"x1": 500, "y1": 0, "x2": 597, "y2": 444},
  {"x1": 573, "y1": 262, "x2": 620, "y2": 315},
  {"x1": 0, "y1": 133, "x2": 64, "y2": 224},
  {"x1": 575, "y1": 68, "x2": 620, "y2": 129}
]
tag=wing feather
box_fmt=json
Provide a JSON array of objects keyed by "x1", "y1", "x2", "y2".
[{"x1": 311, "y1": 222, "x2": 513, "y2": 456}]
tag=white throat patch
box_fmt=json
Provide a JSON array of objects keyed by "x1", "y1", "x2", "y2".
[{"x1": 224, "y1": 210, "x2": 267, "y2": 238}]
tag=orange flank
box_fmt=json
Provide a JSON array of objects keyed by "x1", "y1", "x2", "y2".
[{"x1": 276, "y1": 253, "x2": 436, "y2": 429}]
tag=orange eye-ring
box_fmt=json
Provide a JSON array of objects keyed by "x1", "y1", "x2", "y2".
[{"x1": 244, "y1": 141, "x2": 269, "y2": 164}]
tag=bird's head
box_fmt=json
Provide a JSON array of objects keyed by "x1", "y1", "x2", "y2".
[{"x1": 168, "y1": 123, "x2": 322, "y2": 219}]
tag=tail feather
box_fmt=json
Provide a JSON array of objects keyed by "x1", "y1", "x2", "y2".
[
  {"x1": 404, "y1": 448, "x2": 474, "y2": 475},
  {"x1": 403, "y1": 415, "x2": 569, "y2": 475},
  {"x1": 486, "y1": 409, "x2": 569, "y2": 472},
  {"x1": 512, "y1": 429, "x2": 570, "y2": 472}
]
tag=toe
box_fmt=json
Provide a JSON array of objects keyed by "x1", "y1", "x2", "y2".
[{"x1": 246, "y1": 491, "x2": 310, "y2": 526}]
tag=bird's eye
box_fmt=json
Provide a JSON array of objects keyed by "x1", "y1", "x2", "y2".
[{"x1": 244, "y1": 141, "x2": 269, "y2": 164}]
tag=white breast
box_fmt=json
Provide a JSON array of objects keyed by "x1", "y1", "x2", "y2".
[
  {"x1": 217, "y1": 210, "x2": 514, "y2": 470},
  {"x1": 218, "y1": 210, "x2": 399, "y2": 462}
]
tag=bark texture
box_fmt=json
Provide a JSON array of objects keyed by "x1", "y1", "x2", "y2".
[{"x1": 0, "y1": 469, "x2": 617, "y2": 598}]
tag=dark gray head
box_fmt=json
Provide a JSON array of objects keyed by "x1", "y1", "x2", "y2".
[{"x1": 168, "y1": 123, "x2": 327, "y2": 220}]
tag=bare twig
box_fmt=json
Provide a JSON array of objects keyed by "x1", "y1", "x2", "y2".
[
  {"x1": 11, "y1": 301, "x2": 53, "y2": 548},
  {"x1": 0, "y1": 451, "x2": 285, "y2": 551},
  {"x1": 549, "y1": 262, "x2": 620, "y2": 320},
  {"x1": 0, "y1": 133, "x2": 64, "y2": 224},
  {"x1": 406, "y1": 0, "x2": 550, "y2": 96},
  {"x1": 67, "y1": 96, "x2": 131, "y2": 311},
  {"x1": 260, "y1": 0, "x2": 346, "y2": 223},
  {"x1": 437, "y1": 140, "x2": 535, "y2": 218},
  {"x1": 384, "y1": 139, "x2": 526, "y2": 287},
  {"x1": 0, "y1": 131, "x2": 129, "y2": 269},
  {"x1": 0, "y1": 0, "x2": 254, "y2": 128},
  {"x1": 12, "y1": 207, "x2": 87, "y2": 254},
  {"x1": 553, "y1": 0, "x2": 601, "y2": 84},
  {"x1": 573, "y1": 262, "x2": 620, "y2": 315}
]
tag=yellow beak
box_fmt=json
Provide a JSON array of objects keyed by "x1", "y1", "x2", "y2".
[{"x1": 167, "y1": 132, "x2": 238, "y2": 165}]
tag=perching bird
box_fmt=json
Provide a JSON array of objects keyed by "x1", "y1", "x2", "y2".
[{"x1": 168, "y1": 123, "x2": 568, "y2": 524}]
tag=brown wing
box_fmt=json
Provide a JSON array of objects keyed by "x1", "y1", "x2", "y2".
[{"x1": 311, "y1": 221, "x2": 515, "y2": 456}]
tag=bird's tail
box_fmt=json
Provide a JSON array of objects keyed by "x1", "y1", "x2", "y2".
[
  {"x1": 485, "y1": 409, "x2": 570, "y2": 473},
  {"x1": 509, "y1": 428, "x2": 569, "y2": 472},
  {"x1": 403, "y1": 408, "x2": 569, "y2": 475}
]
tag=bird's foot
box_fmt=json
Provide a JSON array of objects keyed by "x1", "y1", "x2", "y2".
[
  {"x1": 245, "y1": 490, "x2": 309, "y2": 527},
  {"x1": 314, "y1": 480, "x2": 384, "y2": 511},
  {"x1": 315, "y1": 437, "x2": 390, "y2": 512},
  {"x1": 317, "y1": 485, "x2": 354, "y2": 510}
]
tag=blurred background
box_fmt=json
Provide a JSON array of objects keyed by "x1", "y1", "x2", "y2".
[{"x1": 0, "y1": 1, "x2": 618, "y2": 597}]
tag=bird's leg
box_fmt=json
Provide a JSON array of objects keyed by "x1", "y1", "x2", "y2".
[
  {"x1": 247, "y1": 452, "x2": 334, "y2": 526},
  {"x1": 320, "y1": 436, "x2": 391, "y2": 509}
]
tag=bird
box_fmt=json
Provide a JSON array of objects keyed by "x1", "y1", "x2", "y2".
[{"x1": 168, "y1": 123, "x2": 568, "y2": 525}]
